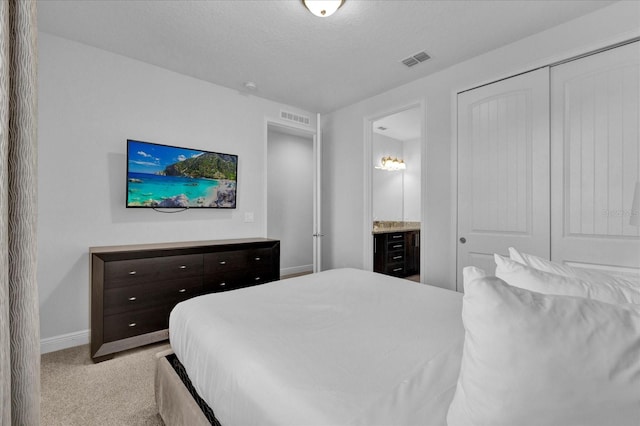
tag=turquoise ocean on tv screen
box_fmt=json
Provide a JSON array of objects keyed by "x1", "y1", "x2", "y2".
[{"x1": 127, "y1": 172, "x2": 219, "y2": 206}]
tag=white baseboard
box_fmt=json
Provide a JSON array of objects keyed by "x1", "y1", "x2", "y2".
[
  {"x1": 41, "y1": 329, "x2": 90, "y2": 354},
  {"x1": 281, "y1": 264, "x2": 313, "y2": 277}
]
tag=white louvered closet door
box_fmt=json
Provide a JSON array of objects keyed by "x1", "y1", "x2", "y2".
[
  {"x1": 551, "y1": 42, "x2": 640, "y2": 276},
  {"x1": 457, "y1": 68, "x2": 550, "y2": 291}
]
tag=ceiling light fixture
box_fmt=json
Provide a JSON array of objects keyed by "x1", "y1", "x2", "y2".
[{"x1": 302, "y1": 0, "x2": 345, "y2": 18}]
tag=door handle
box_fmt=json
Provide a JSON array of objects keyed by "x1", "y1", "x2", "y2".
[{"x1": 459, "y1": 237, "x2": 466, "y2": 244}]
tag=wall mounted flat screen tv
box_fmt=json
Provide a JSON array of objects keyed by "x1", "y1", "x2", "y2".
[{"x1": 126, "y1": 139, "x2": 238, "y2": 209}]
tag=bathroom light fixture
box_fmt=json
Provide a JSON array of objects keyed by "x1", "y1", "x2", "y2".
[
  {"x1": 375, "y1": 156, "x2": 406, "y2": 171},
  {"x1": 302, "y1": 0, "x2": 345, "y2": 17}
]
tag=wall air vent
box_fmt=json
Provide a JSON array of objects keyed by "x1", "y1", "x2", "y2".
[
  {"x1": 401, "y1": 51, "x2": 431, "y2": 67},
  {"x1": 280, "y1": 110, "x2": 311, "y2": 126}
]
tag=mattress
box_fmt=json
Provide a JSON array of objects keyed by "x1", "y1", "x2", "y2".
[{"x1": 169, "y1": 268, "x2": 464, "y2": 426}]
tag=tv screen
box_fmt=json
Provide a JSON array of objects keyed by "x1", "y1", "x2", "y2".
[{"x1": 126, "y1": 139, "x2": 238, "y2": 209}]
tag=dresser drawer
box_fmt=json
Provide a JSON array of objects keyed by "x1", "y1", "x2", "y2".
[
  {"x1": 103, "y1": 305, "x2": 171, "y2": 342},
  {"x1": 204, "y1": 248, "x2": 274, "y2": 272},
  {"x1": 247, "y1": 248, "x2": 273, "y2": 268},
  {"x1": 104, "y1": 254, "x2": 203, "y2": 288},
  {"x1": 241, "y1": 265, "x2": 277, "y2": 286},
  {"x1": 204, "y1": 251, "x2": 247, "y2": 272},
  {"x1": 203, "y1": 265, "x2": 275, "y2": 292},
  {"x1": 386, "y1": 251, "x2": 404, "y2": 263},
  {"x1": 385, "y1": 263, "x2": 406, "y2": 277},
  {"x1": 203, "y1": 269, "x2": 246, "y2": 292},
  {"x1": 387, "y1": 232, "x2": 405, "y2": 243},
  {"x1": 103, "y1": 276, "x2": 202, "y2": 315},
  {"x1": 387, "y1": 240, "x2": 405, "y2": 252}
]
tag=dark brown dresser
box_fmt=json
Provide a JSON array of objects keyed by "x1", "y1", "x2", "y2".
[{"x1": 90, "y1": 238, "x2": 280, "y2": 362}]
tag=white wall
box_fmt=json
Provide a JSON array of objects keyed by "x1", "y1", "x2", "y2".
[
  {"x1": 403, "y1": 138, "x2": 421, "y2": 221},
  {"x1": 267, "y1": 128, "x2": 314, "y2": 275},
  {"x1": 321, "y1": 1, "x2": 640, "y2": 290},
  {"x1": 37, "y1": 33, "x2": 316, "y2": 350}
]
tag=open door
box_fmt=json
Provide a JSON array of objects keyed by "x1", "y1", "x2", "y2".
[
  {"x1": 313, "y1": 113, "x2": 323, "y2": 273},
  {"x1": 267, "y1": 119, "x2": 321, "y2": 276}
]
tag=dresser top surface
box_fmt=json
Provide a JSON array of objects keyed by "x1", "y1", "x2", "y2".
[{"x1": 90, "y1": 238, "x2": 278, "y2": 254}]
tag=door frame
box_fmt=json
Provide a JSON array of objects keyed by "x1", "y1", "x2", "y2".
[
  {"x1": 363, "y1": 100, "x2": 426, "y2": 278},
  {"x1": 265, "y1": 118, "x2": 320, "y2": 273}
]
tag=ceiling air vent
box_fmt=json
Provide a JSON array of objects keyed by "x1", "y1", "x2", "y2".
[
  {"x1": 401, "y1": 51, "x2": 431, "y2": 68},
  {"x1": 280, "y1": 110, "x2": 311, "y2": 126}
]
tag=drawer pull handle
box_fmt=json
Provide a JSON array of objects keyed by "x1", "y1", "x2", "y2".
[
  {"x1": 129, "y1": 271, "x2": 137, "y2": 275},
  {"x1": 254, "y1": 257, "x2": 261, "y2": 261},
  {"x1": 255, "y1": 277, "x2": 261, "y2": 281},
  {"x1": 219, "y1": 261, "x2": 227, "y2": 265},
  {"x1": 393, "y1": 256, "x2": 403, "y2": 260},
  {"x1": 179, "y1": 265, "x2": 187, "y2": 269},
  {"x1": 393, "y1": 267, "x2": 403, "y2": 272},
  {"x1": 393, "y1": 244, "x2": 402, "y2": 249},
  {"x1": 128, "y1": 323, "x2": 137, "y2": 327},
  {"x1": 178, "y1": 288, "x2": 186, "y2": 293},
  {"x1": 128, "y1": 297, "x2": 137, "y2": 301},
  {"x1": 392, "y1": 235, "x2": 402, "y2": 239},
  {"x1": 220, "y1": 282, "x2": 226, "y2": 286}
]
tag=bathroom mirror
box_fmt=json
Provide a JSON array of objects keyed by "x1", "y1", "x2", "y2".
[{"x1": 372, "y1": 107, "x2": 421, "y2": 227}]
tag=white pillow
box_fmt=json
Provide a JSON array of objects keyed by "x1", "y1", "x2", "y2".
[
  {"x1": 462, "y1": 265, "x2": 487, "y2": 288},
  {"x1": 508, "y1": 246, "x2": 639, "y2": 289},
  {"x1": 447, "y1": 275, "x2": 640, "y2": 426},
  {"x1": 495, "y1": 254, "x2": 640, "y2": 305}
]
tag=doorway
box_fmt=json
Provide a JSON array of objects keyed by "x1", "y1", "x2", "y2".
[
  {"x1": 267, "y1": 123, "x2": 317, "y2": 277},
  {"x1": 365, "y1": 103, "x2": 424, "y2": 282}
]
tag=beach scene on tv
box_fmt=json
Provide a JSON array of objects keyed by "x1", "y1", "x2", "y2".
[{"x1": 127, "y1": 140, "x2": 237, "y2": 208}]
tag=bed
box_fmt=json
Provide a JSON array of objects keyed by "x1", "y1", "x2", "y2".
[
  {"x1": 156, "y1": 256, "x2": 640, "y2": 426},
  {"x1": 158, "y1": 268, "x2": 464, "y2": 425}
]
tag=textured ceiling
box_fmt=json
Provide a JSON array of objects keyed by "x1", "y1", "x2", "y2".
[{"x1": 37, "y1": 0, "x2": 616, "y2": 114}]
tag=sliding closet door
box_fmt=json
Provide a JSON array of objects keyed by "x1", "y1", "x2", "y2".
[
  {"x1": 551, "y1": 42, "x2": 640, "y2": 276},
  {"x1": 457, "y1": 68, "x2": 550, "y2": 291}
]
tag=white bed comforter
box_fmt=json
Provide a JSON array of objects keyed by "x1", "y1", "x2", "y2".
[{"x1": 169, "y1": 268, "x2": 464, "y2": 426}]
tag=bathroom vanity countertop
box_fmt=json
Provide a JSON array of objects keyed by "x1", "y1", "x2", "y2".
[{"x1": 372, "y1": 221, "x2": 421, "y2": 234}]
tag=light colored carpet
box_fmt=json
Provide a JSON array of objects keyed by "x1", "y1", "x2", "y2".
[{"x1": 41, "y1": 342, "x2": 170, "y2": 425}]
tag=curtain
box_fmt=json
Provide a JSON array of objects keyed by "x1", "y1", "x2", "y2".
[{"x1": 0, "y1": 0, "x2": 40, "y2": 424}]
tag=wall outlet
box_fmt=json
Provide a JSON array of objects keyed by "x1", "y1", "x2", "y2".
[{"x1": 244, "y1": 212, "x2": 254, "y2": 223}]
